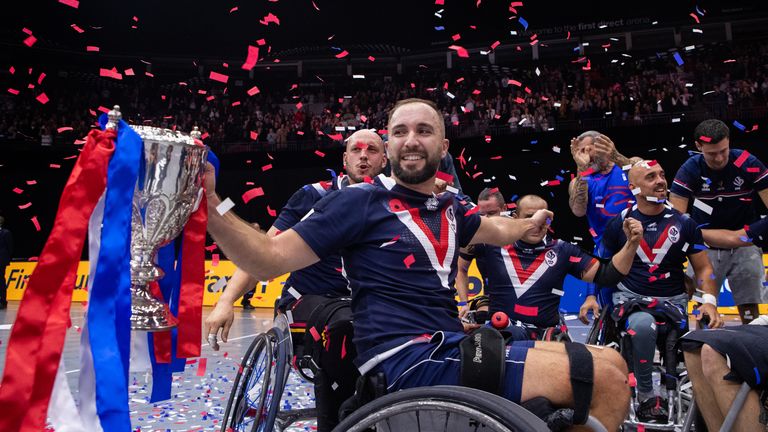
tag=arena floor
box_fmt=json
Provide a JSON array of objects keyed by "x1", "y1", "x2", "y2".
[{"x1": 0, "y1": 303, "x2": 745, "y2": 431}]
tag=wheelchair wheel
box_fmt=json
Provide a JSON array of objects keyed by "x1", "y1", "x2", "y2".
[
  {"x1": 332, "y1": 385, "x2": 549, "y2": 432},
  {"x1": 255, "y1": 327, "x2": 292, "y2": 432},
  {"x1": 221, "y1": 332, "x2": 273, "y2": 432}
]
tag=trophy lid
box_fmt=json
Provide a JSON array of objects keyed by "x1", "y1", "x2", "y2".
[{"x1": 131, "y1": 125, "x2": 198, "y2": 146}]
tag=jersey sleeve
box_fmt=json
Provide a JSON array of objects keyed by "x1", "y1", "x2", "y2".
[
  {"x1": 561, "y1": 241, "x2": 599, "y2": 278},
  {"x1": 291, "y1": 186, "x2": 371, "y2": 259},
  {"x1": 742, "y1": 152, "x2": 768, "y2": 191},
  {"x1": 682, "y1": 216, "x2": 706, "y2": 256},
  {"x1": 273, "y1": 186, "x2": 319, "y2": 231},
  {"x1": 670, "y1": 160, "x2": 696, "y2": 200},
  {"x1": 600, "y1": 215, "x2": 623, "y2": 256}
]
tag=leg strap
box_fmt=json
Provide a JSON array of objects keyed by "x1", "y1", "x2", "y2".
[
  {"x1": 459, "y1": 327, "x2": 506, "y2": 395},
  {"x1": 565, "y1": 342, "x2": 594, "y2": 425}
]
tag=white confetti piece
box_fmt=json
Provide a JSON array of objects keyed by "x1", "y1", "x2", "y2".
[
  {"x1": 210, "y1": 277, "x2": 227, "y2": 293},
  {"x1": 693, "y1": 199, "x2": 713, "y2": 215},
  {"x1": 216, "y1": 197, "x2": 235, "y2": 215},
  {"x1": 288, "y1": 287, "x2": 302, "y2": 299},
  {"x1": 551, "y1": 288, "x2": 564, "y2": 296}
]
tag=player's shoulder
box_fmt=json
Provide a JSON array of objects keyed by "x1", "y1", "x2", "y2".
[{"x1": 678, "y1": 153, "x2": 703, "y2": 173}]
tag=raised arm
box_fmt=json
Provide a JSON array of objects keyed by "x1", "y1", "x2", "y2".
[
  {"x1": 568, "y1": 137, "x2": 590, "y2": 217},
  {"x1": 469, "y1": 210, "x2": 552, "y2": 247},
  {"x1": 581, "y1": 217, "x2": 642, "y2": 283}
]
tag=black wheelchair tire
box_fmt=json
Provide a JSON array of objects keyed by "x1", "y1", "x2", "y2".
[
  {"x1": 332, "y1": 385, "x2": 549, "y2": 432},
  {"x1": 253, "y1": 327, "x2": 291, "y2": 432}
]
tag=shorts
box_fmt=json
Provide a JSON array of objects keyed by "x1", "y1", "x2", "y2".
[
  {"x1": 686, "y1": 246, "x2": 766, "y2": 305},
  {"x1": 681, "y1": 324, "x2": 768, "y2": 389},
  {"x1": 373, "y1": 331, "x2": 533, "y2": 403}
]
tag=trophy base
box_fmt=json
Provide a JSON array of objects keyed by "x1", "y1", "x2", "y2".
[{"x1": 131, "y1": 287, "x2": 178, "y2": 331}]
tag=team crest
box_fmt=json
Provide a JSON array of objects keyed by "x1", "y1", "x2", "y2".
[
  {"x1": 425, "y1": 196, "x2": 439, "y2": 211},
  {"x1": 668, "y1": 225, "x2": 680, "y2": 243},
  {"x1": 734, "y1": 176, "x2": 744, "y2": 190},
  {"x1": 446, "y1": 206, "x2": 456, "y2": 232},
  {"x1": 545, "y1": 249, "x2": 557, "y2": 266}
]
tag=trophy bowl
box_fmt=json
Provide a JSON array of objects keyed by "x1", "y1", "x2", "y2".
[{"x1": 129, "y1": 125, "x2": 207, "y2": 331}]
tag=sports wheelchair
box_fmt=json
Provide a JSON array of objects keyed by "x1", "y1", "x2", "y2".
[
  {"x1": 222, "y1": 295, "x2": 612, "y2": 432},
  {"x1": 586, "y1": 298, "x2": 707, "y2": 431}
]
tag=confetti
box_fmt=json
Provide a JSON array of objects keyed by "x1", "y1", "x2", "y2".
[
  {"x1": 12, "y1": 188, "x2": 23, "y2": 194},
  {"x1": 518, "y1": 17, "x2": 529, "y2": 30},
  {"x1": 403, "y1": 254, "x2": 416, "y2": 268},
  {"x1": 335, "y1": 50, "x2": 349, "y2": 58},
  {"x1": 241, "y1": 187, "x2": 264, "y2": 204},
  {"x1": 367, "y1": 56, "x2": 376, "y2": 62},
  {"x1": 7, "y1": 88, "x2": 19, "y2": 95},
  {"x1": 261, "y1": 164, "x2": 273, "y2": 171},
  {"x1": 673, "y1": 52, "x2": 684, "y2": 66},
  {"x1": 210, "y1": 277, "x2": 227, "y2": 293},
  {"x1": 514, "y1": 304, "x2": 538, "y2": 317},
  {"x1": 216, "y1": 197, "x2": 236, "y2": 215},
  {"x1": 247, "y1": 86, "x2": 260, "y2": 96},
  {"x1": 195, "y1": 358, "x2": 207, "y2": 376},
  {"x1": 211, "y1": 254, "x2": 219, "y2": 267},
  {"x1": 209, "y1": 71, "x2": 229, "y2": 83},
  {"x1": 23, "y1": 35, "x2": 37, "y2": 47},
  {"x1": 86, "y1": 46, "x2": 100, "y2": 52},
  {"x1": 260, "y1": 12, "x2": 280, "y2": 25},
  {"x1": 31, "y1": 216, "x2": 41, "y2": 231},
  {"x1": 733, "y1": 150, "x2": 750, "y2": 168},
  {"x1": 241, "y1": 46, "x2": 259, "y2": 70},
  {"x1": 18, "y1": 203, "x2": 32, "y2": 210},
  {"x1": 448, "y1": 45, "x2": 469, "y2": 58},
  {"x1": 267, "y1": 206, "x2": 276, "y2": 217},
  {"x1": 59, "y1": 0, "x2": 79, "y2": 7},
  {"x1": 314, "y1": 150, "x2": 325, "y2": 157},
  {"x1": 436, "y1": 171, "x2": 454, "y2": 184}
]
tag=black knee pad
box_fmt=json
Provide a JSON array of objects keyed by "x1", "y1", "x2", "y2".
[{"x1": 564, "y1": 343, "x2": 594, "y2": 425}]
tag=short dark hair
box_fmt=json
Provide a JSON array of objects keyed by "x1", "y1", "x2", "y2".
[
  {"x1": 694, "y1": 119, "x2": 730, "y2": 145},
  {"x1": 477, "y1": 188, "x2": 505, "y2": 208},
  {"x1": 387, "y1": 98, "x2": 445, "y2": 138}
]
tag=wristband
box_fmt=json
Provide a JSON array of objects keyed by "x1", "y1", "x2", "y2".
[
  {"x1": 457, "y1": 301, "x2": 468, "y2": 307},
  {"x1": 702, "y1": 293, "x2": 718, "y2": 307}
]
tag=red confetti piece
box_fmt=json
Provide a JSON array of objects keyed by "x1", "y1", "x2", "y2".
[
  {"x1": 247, "y1": 86, "x2": 260, "y2": 96},
  {"x1": 211, "y1": 254, "x2": 219, "y2": 267},
  {"x1": 59, "y1": 0, "x2": 79, "y2": 7},
  {"x1": 7, "y1": 88, "x2": 19, "y2": 95},
  {"x1": 18, "y1": 202, "x2": 32, "y2": 210},
  {"x1": 31, "y1": 216, "x2": 41, "y2": 231},
  {"x1": 698, "y1": 135, "x2": 711, "y2": 143},
  {"x1": 747, "y1": 167, "x2": 761, "y2": 173},
  {"x1": 27, "y1": 180, "x2": 37, "y2": 185},
  {"x1": 436, "y1": 171, "x2": 454, "y2": 184},
  {"x1": 490, "y1": 41, "x2": 501, "y2": 49},
  {"x1": 209, "y1": 71, "x2": 229, "y2": 83},
  {"x1": 647, "y1": 298, "x2": 658, "y2": 308},
  {"x1": 568, "y1": 256, "x2": 581, "y2": 263},
  {"x1": 589, "y1": 228, "x2": 598, "y2": 238},
  {"x1": 37, "y1": 73, "x2": 46, "y2": 84},
  {"x1": 448, "y1": 45, "x2": 469, "y2": 58},
  {"x1": 99, "y1": 68, "x2": 123, "y2": 80},
  {"x1": 368, "y1": 56, "x2": 376, "y2": 62},
  {"x1": 231, "y1": 101, "x2": 241, "y2": 107},
  {"x1": 309, "y1": 327, "x2": 321, "y2": 341},
  {"x1": 256, "y1": 38, "x2": 266, "y2": 46},
  {"x1": 261, "y1": 164, "x2": 272, "y2": 172},
  {"x1": 314, "y1": 150, "x2": 325, "y2": 157},
  {"x1": 241, "y1": 187, "x2": 264, "y2": 204},
  {"x1": 733, "y1": 150, "x2": 750, "y2": 168},
  {"x1": 23, "y1": 35, "x2": 37, "y2": 47},
  {"x1": 689, "y1": 12, "x2": 700, "y2": 23},
  {"x1": 326, "y1": 133, "x2": 343, "y2": 141},
  {"x1": 627, "y1": 329, "x2": 637, "y2": 336},
  {"x1": 472, "y1": 172, "x2": 484, "y2": 179},
  {"x1": 196, "y1": 358, "x2": 207, "y2": 376},
  {"x1": 86, "y1": 46, "x2": 100, "y2": 52},
  {"x1": 490, "y1": 156, "x2": 502, "y2": 160},
  {"x1": 628, "y1": 372, "x2": 637, "y2": 387},
  {"x1": 35, "y1": 93, "x2": 50, "y2": 105},
  {"x1": 296, "y1": 102, "x2": 303, "y2": 110},
  {"x1": 547, "y1": 180, "x2": 561, "y2": 186},
  {"x1": 649, "y1": 265, "x2": 658, "y2": 273},
  {"x1": 579, "y1": 168, "x2": 595, "y2": 177},
  {"x1": 260, "y1": 12, "x2": 280, "y2": 25},
  {"x1": 465, "y1": 206, "x2": 480, "y2": 216},
  {"x1": 452, "y1": 34, "x2": 461, "y2": 41},
  {"x1": 341, "y1": 335, "x2": 348, "y2": 359},
  {"x1": 514, "y1": 304, "x2": 539, "y2": 317},
  {"x1": 436, "y1": 0, "x2": 444, "y2": 4},
  {"x1": 335, "y1": 50, "x2": 349, "y2": 59},
  {"x1": 249, "y1": 131, "x2": 258, "y2": 140},
  {"x1": 267, "y1": 206, "x2": 276, "y2": 217},
  {"x1": 403, "y1": 254, "x2": 416, "y2": 268},
  {"x1": 204, "y1": 244, "x2": 217, "y2": 252},
  {"x1": 13, "y1": 188, "x2": 23, "y2": 194},
  {"x1": 49, "y1": 164, "x2": 60, "y2": 168},
  {"x1": 241, "y1": 45, "x2": 259, "y2": 70},
  {"x1": 229, "y1": 6, "x2": 238, "y2": 13}
]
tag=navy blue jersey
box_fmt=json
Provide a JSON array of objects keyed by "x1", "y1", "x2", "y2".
[
  {"x1": 292, "y1": 175, "x2": 482, "y2": 368},
  {"x1": 670, "y1": 150, "x2": 768, "y2": 230},
  {"x1": 273, "y1": 176, "x2": 350, "y2": 304},
  {"x1": 602, "y1": 204, "x2": 704, "y2": 297},
  {"x1": 586, "y1": 164, "x2": 634, "y2": 245},
  {"x1": 467, "y1": 238, "x2": 597, "y2": 327}
]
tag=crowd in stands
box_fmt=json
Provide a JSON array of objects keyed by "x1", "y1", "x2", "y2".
[{"x1": 2, "y1": 41, "x2": 768, "y2": 149}]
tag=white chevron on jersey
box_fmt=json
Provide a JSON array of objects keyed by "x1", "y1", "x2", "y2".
[
  {"x1": 500, "y1": 247, "x2": 550, "y2": 299},
  {"x1": 636, "y1": 224, "x2": 675, "y2": 265},
  {"x1": 391, "y1": 203, "x2": 455, "y2": 290}
]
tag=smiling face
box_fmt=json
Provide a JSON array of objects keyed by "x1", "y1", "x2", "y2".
[
  {"x1": 629, "y1": 161, "x2": 668, "y2": 204},
  {"x1": 386, "y1": 101, "x2": 448, "y2": 189},
  {"x1": 343, "y1": 130, "x2": 387, "y2": 184}
]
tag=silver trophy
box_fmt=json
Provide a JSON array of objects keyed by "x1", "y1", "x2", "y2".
[{"x1": 106, "y1": 106, "x2": 208, "y2": 331}]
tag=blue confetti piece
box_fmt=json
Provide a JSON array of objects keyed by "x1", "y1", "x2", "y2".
[
  {"x1": 692, "y1": 309, "x2": 700, "y2": 316},
  {"x1": 694, "y1": 244, "x2": 709, "y2": 250},
  {"x1": 510, "y1": 194, "x2": 519, "y2": 202},
  {"x1": 573, "y1": 46, "x2": 581, "y2": 52},
  {"x1": 733, "y1": 120, "x2": 746, "y2": 131},
  {"x1": 756, "y1": 367, "x2": 761, "y2": 385},
  {"x1": 555, "y1": 175, "x2": 564, "y2": 181},
  {"x1": 673, "y1": 52, "x2": 684, "y2": 66},
  {"x1": 519, "y1": 17, "x2": 528, "y2": 30},
  {"x1": 762, "y1": 281, "x2": 768, "y2": 286},
  {"x1": 435, "y1": 26, "x2": 445, "y2": 31},
  {"x1": 326, "y1": 168, "x2": 337, "y2": 179},
  {"x1": 530, "y1": 140, "x2": 538, "y2": 144}
]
